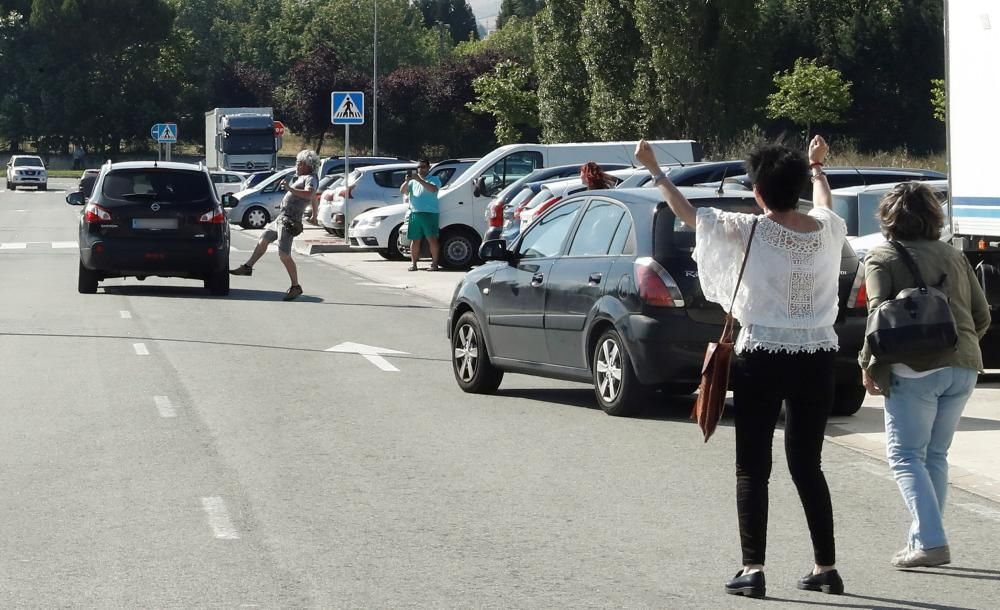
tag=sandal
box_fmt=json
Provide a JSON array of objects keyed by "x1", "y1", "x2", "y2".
[
  {"x1": 428, "y1": 263, "x2": 440, "y2": 272},
  {"x1": 408, "y1": 264, "x2": 418, "y2": 272},
  {"x1": 283, "y1": 285, "x2": 303, "y2": 301},
  {"x1": 229, "y1": 264, "x2": 253, "y2": 276}
]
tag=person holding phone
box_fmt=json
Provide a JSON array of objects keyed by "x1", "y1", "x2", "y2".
[{"x1": 401, "y1": 159, "x2": 442, "y2": 271}]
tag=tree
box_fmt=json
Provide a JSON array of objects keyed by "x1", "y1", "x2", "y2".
[
  {"x1": 534, "y1": 0, "x2": 589, "y2": 142},
  {"x1": 497, "y1": 0, "x2": 543, "y2": 30},
  {"x1": 578, "y1": 0, "x2": 641, "y2": 140},
  {"x1": 767, "y1": 57, "x2": 852, "y2": 137},
  {"x1": 931, "y1": 78, "x2": 945, "y2": 123},
  {"x1": 467, "y1": 60, "x2": 538, "y2": 143},
  {"x1": 415, "y1": 0, "x2": 478, "y2": 45}
]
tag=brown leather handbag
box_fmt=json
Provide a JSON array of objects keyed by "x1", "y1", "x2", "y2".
[{"x1": 692, "y1": 218, "x2": 758, "y2": 442}]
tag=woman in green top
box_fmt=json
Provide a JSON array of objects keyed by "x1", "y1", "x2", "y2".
[{"x1": 860, "y1": 182, "x2": 990, "y2": 569}]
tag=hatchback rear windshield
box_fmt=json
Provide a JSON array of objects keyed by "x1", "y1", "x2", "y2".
[
  {"x1": 101, "y1": 169, "x2": 214, "y2": 206},
  {"x1": 654, "y1": 197, "x2": 761, "y2": 261}
]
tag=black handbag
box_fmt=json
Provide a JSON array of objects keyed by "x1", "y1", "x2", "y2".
[{"x1": 865, "y1": 241, "x2": 958, "y2": 363}]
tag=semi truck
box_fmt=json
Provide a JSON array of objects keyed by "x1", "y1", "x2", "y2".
[
  {"x1": 945, "y1": 0, "x2": 1000, "y2": 365},
  {"x1": 205, "y1": 107, "x2": 278, "y2": 172}
]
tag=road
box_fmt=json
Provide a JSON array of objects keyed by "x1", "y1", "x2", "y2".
[{"x1": 1, "y1": 180, "x2": 998, "y2": 608}]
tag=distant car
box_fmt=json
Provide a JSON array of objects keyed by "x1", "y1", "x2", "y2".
[
  {"x1": 222, "y1": 167, "x2": 297, "y2": 229},
  {"x1": 833, "y1": 179, "x2": 949, "y2": 237},
  {"x1": 77, "y1": 169, "x2": 101, "y2": 198},
  {"x1": 241, "y1": 170, "x2": 278, "y2": 191},
  {"x1": 6, "y1": 155, "x2": 48, "y2": 190},
  {"x1": 210, "y1": 170, "x2": 247, "y2": 197},
  {"x1": 447, "y1": 187, "x2": 868, "y2": 417},
  {"x1": 68, "y1": 161, "x2": 230, "y2": 295},
  {"x1": 317, "y1": 156, "x2": 411, "y2": 180},
  {"x1": 701, "y1": 167, "x2": 947, "y2": 201},
  {"x1": 612, "y1": 160, "x2": 748, "y2": 189},
  {"x1": 347, "y1": 159, "x2": 479, "y2": 258},
  {"x1": 318, "y1": 163, "x2": 417, "y2": 237}
]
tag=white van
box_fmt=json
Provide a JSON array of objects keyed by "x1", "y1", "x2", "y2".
[{"x1": 431, "y1": 140, "x2": 701, "y2": 267}]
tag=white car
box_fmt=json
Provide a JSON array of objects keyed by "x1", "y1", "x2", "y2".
[
  {"x1": 348, "y1": 203, "x2": 409, "y2": 260},
  {"x1": 317, "y1": 163, "x2": 416, "y2": 236},
  {"x1": 210, "y1": 170, "x2": 247, "y2": 197},
  {"x1": 6, "y1": 155, "x2": 48, "y2": 190}
]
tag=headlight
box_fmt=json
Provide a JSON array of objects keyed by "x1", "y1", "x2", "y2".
[{"x1": 359, "y1": 215, "x2": 388, "y2": 228}]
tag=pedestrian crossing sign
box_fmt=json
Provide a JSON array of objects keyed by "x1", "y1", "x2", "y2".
[
  {"x1": 150, "y1": 122, "x2": 177, "y2": 143},
  {"x1": 331, "y1": 92, "x2": 365, "y2": 125}
]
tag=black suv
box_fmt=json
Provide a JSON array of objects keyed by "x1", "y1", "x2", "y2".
[
  {"x1": 448, "y1": 187, "x2": 866, "y2": 417},
  {"x1": 68, "y1": 161, "x2": 230, "y2": 295}
]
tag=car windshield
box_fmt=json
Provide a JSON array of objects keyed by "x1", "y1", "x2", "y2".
[
  {"x1": 101, "y1": 169, "x2": 213, "y2": 206},
  {"x1": 15, "y1": 157, "x2": 43, "y2": 167}
]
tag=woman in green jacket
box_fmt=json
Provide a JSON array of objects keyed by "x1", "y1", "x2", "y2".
[{"x1": 859, "y1": 182, "x2": 990, "y2": 569}]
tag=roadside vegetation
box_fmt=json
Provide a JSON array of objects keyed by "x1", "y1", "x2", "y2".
[{"x1": 0, "y1": 0, "x2": 945, "y2": 165}]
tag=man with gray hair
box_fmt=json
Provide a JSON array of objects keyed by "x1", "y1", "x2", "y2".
[{"x1": 230, "y1": 149, "x2": 320, "y2": 301}]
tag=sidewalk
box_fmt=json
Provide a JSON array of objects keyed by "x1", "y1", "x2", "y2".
[{"x1": 285, "y1": 226, "x2": 1000, "y2": 504}]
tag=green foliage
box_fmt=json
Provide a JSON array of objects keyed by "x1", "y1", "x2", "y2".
[
  {"x1": 534, "y1": 0, "x2": 589, "y2": 143},
  {"x1": 497, "y1": 0, "x2": 544, "y2": 30},
  {"x1": 467, "y1": 60, "x2": 538, "y2": 144},
  {"x1": 454, "y1": 15, "x2": 534, "y2": 66},
  {"x1": 931, "y1": 78, "x2": 945, "y2": 123},
  {"x1": 578, "y1": 0, "x2": 641, "y2": 140},
  {"x1": 766, "y1": 57, "x2": 853, "y2": 133},
  {"x1": 415, "y1": 0, "x2": 479, "y2": 45}
]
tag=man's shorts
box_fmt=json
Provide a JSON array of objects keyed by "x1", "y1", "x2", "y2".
[
  {"x1": 407, "y1": 212, "x2": 440, "y2": 240},
  {"x1": 261, "y1": 216, "x2": 296, "y2": 254}
]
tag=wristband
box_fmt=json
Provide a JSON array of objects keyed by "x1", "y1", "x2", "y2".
[
  {"x1": 809, "y1": 162, "x2": 823, "y2": 168},
  {"x1": 649, "y1": 171, "x2": 667, "y2": 185}
]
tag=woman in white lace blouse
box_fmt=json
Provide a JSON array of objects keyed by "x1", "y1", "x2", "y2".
[{"x1": 636, "y1": 137, "x2": 848, "y2": 599}]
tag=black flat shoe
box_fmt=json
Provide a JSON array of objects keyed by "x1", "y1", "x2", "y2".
[
  {"x1": 725, "y1": 569, "x2": 765, "y2": 598},
  {"x1": 797, "y1": 569, "x2": 844, "y2": 595}
]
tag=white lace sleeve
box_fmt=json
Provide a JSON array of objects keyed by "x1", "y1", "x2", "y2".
[
  {"x1": 692, "y1": 207, "x2": 756, "y2": 310},
  {"x1": 809, "y1": 207, "x2": 847, "y2": 241}
]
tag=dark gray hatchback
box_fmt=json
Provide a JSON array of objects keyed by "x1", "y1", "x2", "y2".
[{"x1": 447, "y1": 188, "x2": 867, "y2": 416}]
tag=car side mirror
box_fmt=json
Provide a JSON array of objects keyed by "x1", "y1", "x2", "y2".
[
  {"x1": 65, "y1": 192, "x2": 85, "y2": 206},
  {"x1": 221, "y1": 193, "x2": 236, "y2": 208},
  {"x1": 473, "y1": 176, "x2": 485, "y2": 198},
  {"x1": 479, "y1": 239, "x2": 511, "y2": 263}
]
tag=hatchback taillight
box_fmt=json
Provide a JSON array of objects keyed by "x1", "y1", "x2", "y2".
[
  {"x1": 199, "y1": 207, "x2": 226, "y2": 224},
  {"x1": 84, "y1": 203, "x2": 112, "y2": 223},
  {"x1": 486, "y1": 200, "x2": 503, "y2": 227},
  {"x1": 634, "y1": 257, "x2": 685, "y2": 307},
  {"x1": 847, "y1": 266, "x2": 867, "y2": 309}
]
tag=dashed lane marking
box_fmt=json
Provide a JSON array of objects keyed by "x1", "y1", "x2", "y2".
[
  {"x1": 133, "y1": 343, "x2": 149, "y2": 356},
  {"x1": 201, "y1": 497, "x2": 240, "y2": 539},
  {"x1": 0, "y1": 243, "x2": 26, "y2": 249},
  {"x1": 51, "y1": 241, "x2": 76, "y2": 248},
  {"x1": 120, "y1": 311, "x2": 132, "y2": 319},
  {"x1": 153, "y1": 395, "x2": 177, "y2": 418}
]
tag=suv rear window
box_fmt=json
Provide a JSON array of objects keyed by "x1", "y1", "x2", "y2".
[
  {"x1": 373, "y1": 169, "x2": 409, "y2": 189},
  {"x1": 101, "y1": 169, "x2": 213, "y2": 207}
]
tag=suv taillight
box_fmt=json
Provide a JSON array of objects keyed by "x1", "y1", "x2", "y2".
[
  {"x1": 634, "y1": 257, "x2": 685, "y2": 307},
  {"x1": 847, "y1": 266, "x2": 867, "y2": 309},
  {"x1": 84, "y1": 203, "x2": 112, "y2": 223},
  {"x1": 199, "y1": 207, "x2": 226, "y2": 224},
  {"x1": 486, "y1": 200, "x2": 503, "y2": 227}
]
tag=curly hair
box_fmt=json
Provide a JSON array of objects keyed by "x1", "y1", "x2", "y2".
[
  {"x1": 296, "y1": 149, "x2": 320, "y2": 173},
  {"x1": 745, "y1": 144, "x2": 809, "y2": 211},
  {"x1": 581, "y1": 161, "x2": 613, "y2": 190},
  {"x1": 877, "y1": 181, "x2": 944, "y2": 241}
]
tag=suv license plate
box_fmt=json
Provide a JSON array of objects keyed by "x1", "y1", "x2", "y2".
[{"x1": 133, "y1": 218, "x2": 178, "y2": 230}]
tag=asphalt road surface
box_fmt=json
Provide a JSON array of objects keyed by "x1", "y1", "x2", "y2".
[{"x1": 2, "y1": 180, "x2": 999, "y2": 608}]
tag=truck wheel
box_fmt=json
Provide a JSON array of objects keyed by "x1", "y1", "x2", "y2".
[
  {"x1": 831, "y1": 384, "x2": 865, "y2": 416},
  {"x1": 241, "y1": 206, "x2": 270, "y2": 229},
  {"x1": 441, "y1": 227, "x2": 481, "y2": 269},
  {"x1": 78, "y1": 261, "x2": 98, "y2": 294},
  {"x1": 39, "y1": 184, "x2": 47, "y2": 191}
]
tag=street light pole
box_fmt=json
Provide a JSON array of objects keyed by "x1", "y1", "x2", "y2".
[{"x1": 373, "y1": 0, "x2": 378, "y2": 155}]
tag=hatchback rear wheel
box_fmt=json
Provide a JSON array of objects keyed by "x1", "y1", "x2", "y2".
[
  {"x1": 205, "y1": 270, "x2": 230, "y2": 296},
  {"x1": 78, "y1": 261, "x2": 98, "y2": 294},
  {"x1": 452, "y1": 312, "x2": 503, "y2": 394},
  {"x1": 592, "y1": 328, "x2": 647, "y2": 416}
]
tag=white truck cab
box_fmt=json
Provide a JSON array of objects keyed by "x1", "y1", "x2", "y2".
[{"x1": 433, "y1": 140, "x2": 701, "y2": 267}]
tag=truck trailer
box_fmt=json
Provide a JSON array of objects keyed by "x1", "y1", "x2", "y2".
[
  {"x1": 946, "y1": 0, "x2": 1000, "y2": 365},
  {"x1": 205, "y1": 107, "x2": 278, "y2": 172}
]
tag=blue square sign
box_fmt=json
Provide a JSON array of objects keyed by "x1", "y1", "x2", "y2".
[{"x1": 331, "y1": 92, "x2": 364, "y2": 125}]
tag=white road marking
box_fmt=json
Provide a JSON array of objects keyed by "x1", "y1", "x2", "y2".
[
  {"x1": 325, "y1": 342, "x2": 408, "y2": 372},
  {"x1": 51, "y1": 241, "x2": 77, "y2": 248},
  {"x1": 120, "y1": 310, "x2": 132, "y2": 319},
  {"x1": 955, "y1": 502, "x2": 1000, "y2": 522},
  {"x1": 363, "y1": 354, "x2": 399, "y2": 372},
  {"x1": 0, "y1": 243, "x2": 27, "y2": 249},
  {"x1": 153, "y1": 395, "x2": 177, "y2": 418},
  {"x1": 358, "y1": 282, "x2": 408, "y2": 289},
  {"x1": 133, "y1": 343, "x2": 149, "y2": 356},
  {"x1": 201, "y1": 497, "x2": 240, "y2": 539}
]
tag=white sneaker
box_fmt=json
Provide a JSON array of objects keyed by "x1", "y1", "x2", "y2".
[{"x1": 891, "y1": 546, "x2": 951, "y2": 568}]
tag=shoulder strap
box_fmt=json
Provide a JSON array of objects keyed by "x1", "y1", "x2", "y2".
[
  {"x1": 888, "y1": 240, "x2": 929, "y2": 292},
  {"x1": 728, "y1": 217, "x2": 759, "y2": 312}
]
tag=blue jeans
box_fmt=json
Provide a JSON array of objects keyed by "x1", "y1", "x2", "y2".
[{"x1": 884, "y1": 367, "x2": 977, "y2": 550}]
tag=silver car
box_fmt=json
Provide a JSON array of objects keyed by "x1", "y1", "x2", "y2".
[{"x1": 222, "y1": 167, "x2": 297, "y2": 229}]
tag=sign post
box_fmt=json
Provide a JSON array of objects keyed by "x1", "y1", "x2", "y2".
[
  {"x1": 150, "y1": 122, "x2": 178, "y2": 161},
  {"x1": 331, "y1": 92, "x2": 365, "y2": 244}
]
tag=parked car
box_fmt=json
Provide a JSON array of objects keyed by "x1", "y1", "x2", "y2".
[
  {"x1": 318, "y1": 162, "x2": 417, "y2": 237},
  {"x1": 210, "y1": 170, "x2": 247, "y2": 197},
  {"x1": 222, "y1": 167, "x2": 297, "y2": 229},
  {"x1": 483, "y1": 163, "x2": 633, "y2": 241},
  {"x1": 77, "y1": 169, "x2": 101, "y2": 198},
  {"x1": 833, "y1": 179, "x2": 949, "y2": 237},
  {"x1": 241, "y1": 170, "x2": 278, "y2": 191},
  {"x1": 613, "y1": 160, "x2": 749, "y2": 189},
  {"x1": 6, "y1": 154, "x2": 48, "y2": 190},
  {"x1": 67, "y1": 161, "x2": 230, "y2": 295},
  {"x1": 702, "y1": 167, "x2": 947, "y2": 201},
  {"x1": 447, "y1": 187, "x2": 868, "y2": 417},
  {"x1": 318, "y1": 156, "x2": 411, "y2": 180},
  {"x1": 348, "y1": 159, "x2": 479, "y2": 257}
]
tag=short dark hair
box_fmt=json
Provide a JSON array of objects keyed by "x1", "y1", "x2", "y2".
[
  {"x1": 877, "y1": 182, "x2": 943, "y2": 240},
  {"x1": 745, "y1": 144, "x2": 809, "y2": 211}
]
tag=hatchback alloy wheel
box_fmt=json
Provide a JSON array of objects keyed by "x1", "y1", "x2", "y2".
[
  {"x1": 451, "y1": 312, "x2": 503, "y2": 394},
  {"x1": 591, "y1": 328, "x2": 647, "y2": 416},
  {"x1": 595, "y1": 338, "x2": 623, "y2": 403}
]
